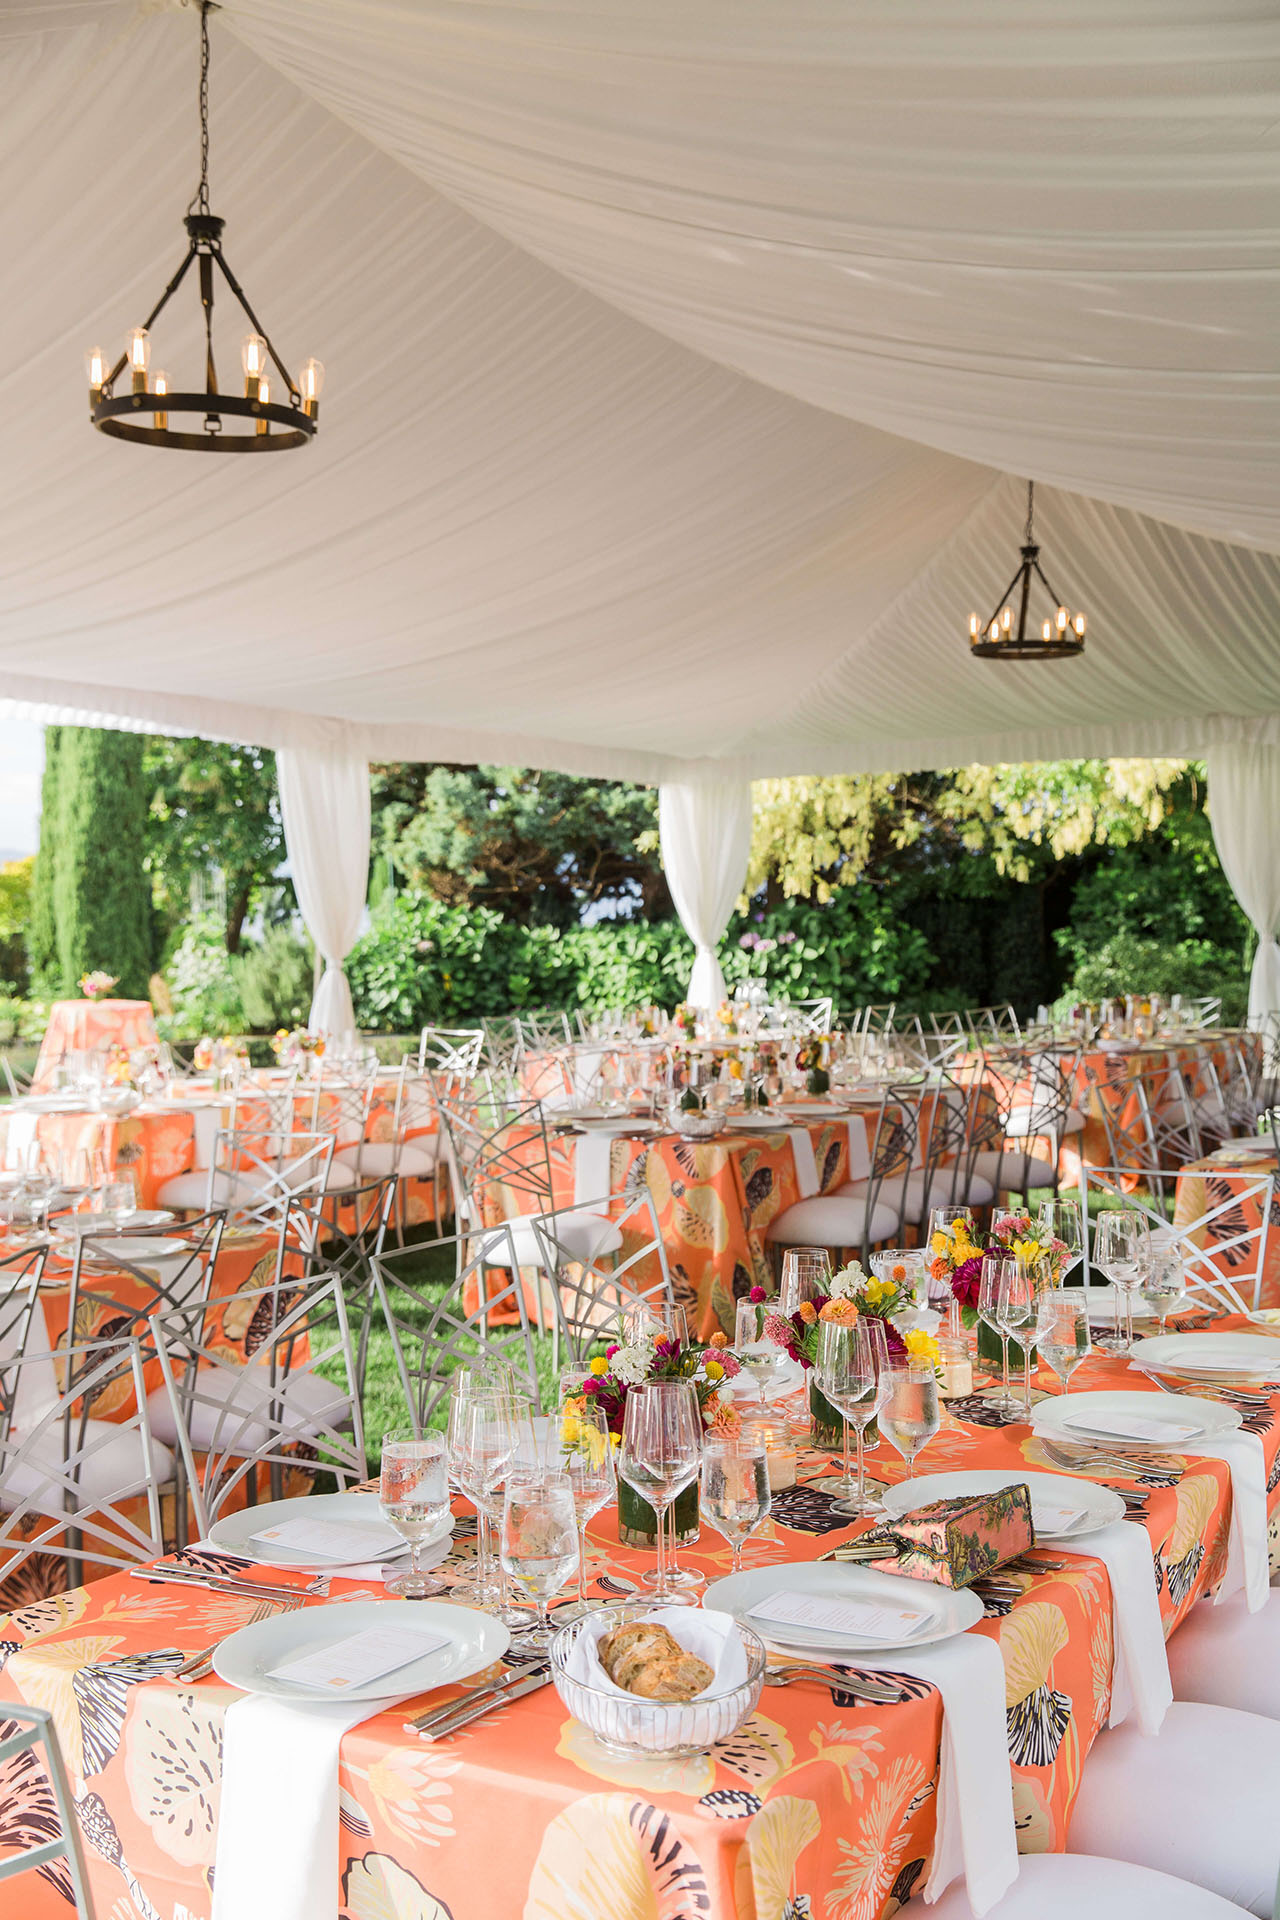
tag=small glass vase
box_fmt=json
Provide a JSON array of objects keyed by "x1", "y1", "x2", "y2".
[
  {"x1": 808, "y1": 1376, "x2": 877, "y2": 1450},
  {"x1": 976, "y1": 1318, "x2": 1027, "y2": 1375},
  {"x1": 616, "y1": 1478, "x2": 701, "y2": 1550}
]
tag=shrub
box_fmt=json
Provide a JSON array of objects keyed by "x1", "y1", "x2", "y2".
[{"x1": 233, "y1": 924, "x2": 314, "y2": 1031}]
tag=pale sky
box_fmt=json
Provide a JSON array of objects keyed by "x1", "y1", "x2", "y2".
[{"x1": 0, "y1": 719, "x2": 44, "y2": 859}]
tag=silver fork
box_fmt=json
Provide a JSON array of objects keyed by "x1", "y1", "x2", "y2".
[
  {"x1": 764, "y1": 1667, "x2": 906, "y2": 1702},
  {"x1": 174, "y1": 1593, "x2": 306, "y2": 1683}
]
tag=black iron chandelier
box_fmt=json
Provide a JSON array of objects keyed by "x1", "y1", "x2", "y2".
[
  {"x1": 85, "y1": 1, "x2": 322, "y2": 452},
  {"x1": 968, "y1": 482, "x2": 1086, "y2": 660}
]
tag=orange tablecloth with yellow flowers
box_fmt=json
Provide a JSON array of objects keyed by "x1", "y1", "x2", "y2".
[
  {"x1": 3, "y1": 1334, "x2": 1275, "y2": 1920},
  {"x1": 1064, "y1": 1035, "x2": 1252, "y2": 1180},
  {"x1": 31, "y1": 999, "x2": 160, "y2": 1091}
]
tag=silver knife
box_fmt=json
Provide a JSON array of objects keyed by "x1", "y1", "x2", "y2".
[
  {"x1": 129, "y1": 1567, "x2": 321, "y2": 1604},
  {"x1": 416, "y1": 1669, "x2": 551, "y2": 1742},
  {"x1": 407, "y1": 1663, "x2": 549, "y2": 1734}
]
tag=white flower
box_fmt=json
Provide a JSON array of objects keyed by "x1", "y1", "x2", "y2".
[
  {"x1": 611, "y1": 1344, "x2": 655, "y2": 1386},
  {"x1": 829, "y1": 1261, "x2": 867, "y2": 1301}
]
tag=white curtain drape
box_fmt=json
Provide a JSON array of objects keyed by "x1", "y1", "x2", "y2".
[
  {"x1": 658, "y1": 782, "x2": 754, "y2": 1009},
  {"x1": 277, "y1": 746, "x2": 371, "y2": 1038},
  {"x1": 1207, "y1": 745, "x2": 1280, "y2": 1025}
]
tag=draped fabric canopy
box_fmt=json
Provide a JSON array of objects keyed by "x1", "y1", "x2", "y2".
[{"x1": 0, "y1": 2, "x2": 1276, "y2": 782}]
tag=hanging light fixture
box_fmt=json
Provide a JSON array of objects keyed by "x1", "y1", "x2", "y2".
[
  {"x1": 85, "y1": 1, "x2": 322, "y2": 452},
  {"x1": 968, "y1": 482, "x2": 1085, "y2": 660}
]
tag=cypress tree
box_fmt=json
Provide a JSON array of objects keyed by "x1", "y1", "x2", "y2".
[{"x1": 32, "y1": 726, "x2": 153, "y2": 998}]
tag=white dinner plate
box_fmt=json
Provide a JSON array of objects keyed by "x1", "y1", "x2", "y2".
[
  {"x1": 1215, "y1": 1136, "x2": 1276, "y2": 1154},
  {"x1": 56, "y1": 1210, "x2": 176, "y2": 1235},
  {"x1": 779, "y1": 1103, "x2": 847, "y2": 1120},
  {"x1": 208, "y1": 1490, "x2": 450, "y2": 1568},
  {"x1": 726, "y1": 1111, "x2": 788, "y2": 1130},
  {"x1": 1132, "y1": 1331, "x2": 1280, "y2": 1378},
  {"x1": 878, "y1": 1469, "x2": 1125, "y2": 1540},
  {"x1": 213, "y1": 1599, "x2": 507, "y2": 1702},
  {"x1": 73, "y1": 1234, "x2": 190, "y2": 1264},
  {"x1": 1032, "y1": 1388, "x2": 1241, "y2": 1448},
  {"x1": 705, "y1": 1562, "x2": 983, "y2": 1656},
  {"x1": 573, "y1": 1118, "x2": 658, "y2": 1136},
  {"x1": 1072, "y1": 1287, "x2": 1201, "y2": 1327}
]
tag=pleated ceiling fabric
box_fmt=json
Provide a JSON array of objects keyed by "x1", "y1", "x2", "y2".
[{"x1": 0, "y1": 2, "x2": 1276, "y2": 781}]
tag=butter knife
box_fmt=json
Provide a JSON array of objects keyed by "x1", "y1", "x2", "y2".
[
  {"x1": 129, "y1": 1567, "x2": 323, "y2": 1603},
  {"x1": 407, "y1": 1663, "x2": 548, "y2": 1734},
  {"x1": 417, "y1": 1669, "x2": 551, "y2": 1742}
]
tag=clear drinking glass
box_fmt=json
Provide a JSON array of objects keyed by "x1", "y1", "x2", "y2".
[
  {"x1": 700, "y1": 1436, "x2": 771, "y2": 1574},
  {"x1": 558, "y1": 1399, "x2": 616, "y2": 1618},
  {"x1": 929, "y1": 1206, "x2": 975, "y2": 1243},
  {"x1": 878, "y1": 1361, "x2": 940, "y2": 1478},
  {"x1": 1094, "y1": 1209, "x2": 1150, "y2": 1354},
  {"x1": 1036, "y1": 1197, "x2": 1084, "y2": 1276},
  {"x1": 1141, "y1": 1246, "x2": 1185, "y2": 1336},
  {"x1": 778, "y1": 1247, "x2": 833, "y2": 1316},
  {"x1": 870, "y1": 1249, "x2": 927, "y2": 1305},
  {"x1": 1035, "y1": 1289, "x2": 1092, "y2": 1392},
  {"x1": 454, "y1": 1390, "x2": 535, "y2": 1619},
  {"x1": 500, "y1": 1476, "x2": 579, "y2": 1650},
  {"x1": 996, "y1": 1256, "x2": 1040, "y2": 1420},
  {"x1": 817, "y1": 1317, "x2": 890, "y2": 1515},
  {"x1": 734, "y1": 1296, "x2": 787, "y2": 1391},
  {"x1": 618, "y1": 1381, "x2": 702, "y2": 1604},
  {"x1": 96, "y1": 1177, "x2": 136, "y2": 1227},
  {"x1": 978, "y1": 1251, "x2": 1020, "y2": 1415},
  {"x1": 380, "y1": 1430, "x2": 450, "y2": 1598}
]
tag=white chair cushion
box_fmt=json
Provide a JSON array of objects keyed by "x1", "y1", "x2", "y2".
[
  {"x1": 837, "y1": 1167, "x2": 997, "y2": 1220},
  {"x1": 1166, "y1": 1591, "x2": 1280, "y2": 1719},
  {"x1": 486, "y1": 1209, "x2": 624, "y2": 1267},
  {"x1": 1066, "y1": 1701, "x2": 1280, "y2": 1916},
  {"x1": 146, "y1": 1362, "x2": 351, "y2": 1452},
  {"x1": 341, "y1": 1141, "x2": 438, "y2": 1179},
  {"x1": 0, "y1": 1419, "x2": 174, "y2": 1514},
  {"x1": 1004, "y1": 1105, "x2": 1086, "y2": 1138},
  {"x1": 929, "y1": 1853, "x2": 1256, "y2": 1920},
  {"x1": 970, "y1": 1149, "x2": 1058, "y2": 1191},
  {"x1": 155, "y1": 1169, "x2": 260, "y2": 1211},
  {"x1": 766, "y1": 1194, "x2": 900, "y2": 1248}
]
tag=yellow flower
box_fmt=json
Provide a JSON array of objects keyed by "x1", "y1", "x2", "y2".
[
  {"x1": 863, "y1": 1277, "x2": 895, "y2": 1308},
  {"x1": 704, "y1": 1359, "x2": 724, "y2": 1382},
  {"x1": 904, "y1": 1329, "x2": 941, "y2": 1368},
  {"x1": 929, "y1": 1231, "x2": 949, "y2": 1257},
  {"x1": 589, "y1": 1356, "x2": 609, "y2": 1376}
]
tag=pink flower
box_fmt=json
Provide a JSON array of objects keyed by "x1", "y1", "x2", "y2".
[
  {"x1": 605, "y1": 1344, "x2": 619, "y2": 1360},
  {"x1": 716, "y1": 1350, "x2": 742, "y2": 1378},
  {"x1": 749, "y1": 1286, "x2": 766, "y2": 1303},
  {"x1": 951, "y1": 1255, "x2": 984, "y2": 1308}
]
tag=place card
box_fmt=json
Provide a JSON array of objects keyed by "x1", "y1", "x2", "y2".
[
  {"x1": 1062, "y1": 1411, "x2": 1200, "y2": 1443},
  {"x1": 251, "y1": 1517, "x2": 405, "y2": 1561},
  {"x1": 268, "y1": 1625, "x2": 448, "y2": 1692},
  {"x1": 1030, "y1": 1500, "x2": 1089, "y2": 1535},
  {"x1": 748, "y1": 1590, "x2": 932, "y2": 1643}
]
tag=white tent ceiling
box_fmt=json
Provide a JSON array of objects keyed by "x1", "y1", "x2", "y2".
[{"x1": 0, "y1": 1, "x2": 1277, "y2": 780}]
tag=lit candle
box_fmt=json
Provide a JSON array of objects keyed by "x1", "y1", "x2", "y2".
[{"x1": 153, "y1": 370, "x2": 168, "y2": 431}]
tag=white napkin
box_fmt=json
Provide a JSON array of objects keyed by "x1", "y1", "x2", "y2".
[
  {"x1": 1193, "y1": 1430, "x2": 1270, "y2": 1612},
  {"x1": 573, "y1": 1130, "x2": 614, "y2": 1206},
  {"x1": 787, "y1": 1128, "x2": 820, "y2": 1198},
  {"x1": 567, "y1": 1605, "x2": 747, "y2": 1697},
  {"x1": 1075, "y1": 1520, "x2": 1172, "y2": 1734},
  {"x1": 851, "y1": 1634, "x2": 1017, "y2": 1917},
  {"x1": 213, "y1": 1691, "x2": 409, "y2": 1920},
  {"x1": 846, "y1": 1115, "x2": 872, "y2": 1181}
]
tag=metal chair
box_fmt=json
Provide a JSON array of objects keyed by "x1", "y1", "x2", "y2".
[
  {"x1": 531, "y1": 1186, "x2": 676, "y2": 1371},
  {"x1": 371, "y1": 1223, "x2": 540, "y2": 1431},
  {"x1": 418, "y1": 1025, "x2": 484, "y2": 1080},
  {"x1": 1080, "y1": 1163, "x2": 1274, "y2": 1315},
  {"x1": 0, "y1": 1704, "x2": 96, "y2": 1917}
]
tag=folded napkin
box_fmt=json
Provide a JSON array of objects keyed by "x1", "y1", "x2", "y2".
[
  {"x1": 214, "y1": 1691, "x2": 402, "y2": 1920},
  {"x1": 851, "y1": 1634, "x2": 1017, "y2": 1917},
  {"x1": 787, "y1": 1128, "x2": 820, "y2": 1198},
  {"x1": 1193, "y1": 1431, "x2": 1270, "y2": 1612},
  {"x1": 1074, "y1": 1520, "x2": 1172, "y2": 1734}
]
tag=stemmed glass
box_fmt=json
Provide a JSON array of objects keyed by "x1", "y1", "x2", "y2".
[
  {"x1": 1140, "y1": 1246, "x2": 1185, "y2": 1337},
  {"x1": 617, "y1": 1381, "x2": 702, "y2": 1604},
  {"x1": 1035, "y1": 1289, "x2": 1092, "y2": 1393},
  {"x1": 778, "y1": 1247, "x2": 832, "y2": 1316},
  {"x1": 1036, "y1": 1198, "x2": 1084, "y2": 1279},
  {"x1": 701, "y1": 1435, "x2": 771, "y2": 1574},
  {"x1": 1094, "y1": 1209, "x2": 1151, "y2": 1354},
  {"x1": 996, "y1": 1257, "x2": 1041, "y2": 1420},
  {"x1": 879, "y1": 1361, "x2": 941, "y2": 1478},
  {"x1": 453, "y1": 1389, "x2": 535, "y2": 1621},
  {"x1": 558, "y1": 1399, "x2": 616, "y2": 1618},
  {"x1": 380, "y1": 1430, "x2": 449, "y2": 1598},
  {"x1": 978, "y1": 1252, "x2": 1020, "y2": 1416},
  {"x1": 929, "y1": 1205, "x2": 975, "y2": 1243},
  {"x1": 500, "y1": 1476, "x2": 579, "y2": 1650},
  {"x1": 817, "y1": 1317, "x2": 890, "y2": 1513}
]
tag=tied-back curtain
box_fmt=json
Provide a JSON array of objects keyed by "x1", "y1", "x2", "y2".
[
  {"x1": 658, "y1": 781, "x2": 753, "y2": 1010},
  {"x1": 1207, "y1": 745, "x2": 1280, "y2": 1024},
  {"x1": 277, "y1": 746, "x2": 371, "y2": 1038}
]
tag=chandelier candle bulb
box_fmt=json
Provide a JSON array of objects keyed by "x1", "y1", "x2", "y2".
[
  {"x1": 84, "y1": 346, "x2": 106, "y2": 404},
  {"x1": 241, "y1": 332, "x2": 268, "y2": 397},
  {"x1": 128, "y1": 326, "x2": 150, "y2": 393},
  {"x1": 256, "y1": 373, "x2": 270, "y2": 435},
  {"x1": 153, "y1": 370, "x2": 168, "y2": 431},
  {"x1": 299, "y1": 357, "x2": 325, "y2": 417}
]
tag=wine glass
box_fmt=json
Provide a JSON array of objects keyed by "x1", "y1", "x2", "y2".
[
  {"x1": 618, "y1": 1381, "x2": 702, "y2": 1604},
  {"x1": 500, "y1": 1476, "x2": 579, "y2": 1650},
  {"x1": 870, "y1": 1248, "x2": 927, "y2": 1305},
  {"x1": 734, "y1": 1296, "x2": 788, "y2": 1391},
  {"x1": 96, "y1": 1177, "x2": 136, "y2": 1227},
  {"x1": 380, "y1": 1431, "x2": 449, "y2": 1598},
  {"x1": 1094, "y1": 1209, "x2": 1150, "y2": 1355},
  {"x1": 929, "y1": 1206, "x2": 975, "y2": 1243},
  {"x1": 1035, "y1": 1289, "x2": 1092, "y2": 1392},
  {"x1": 817, "y1": 1317, "x2": 890, "y2": 1515},
  {"x1": 978, "y1": 1252, "x2": 1020, "y2": 1416},
  {"x1": 558, "y1": 1398, "x2": 616, "y2": 1618},
  {"x1": 778, "y1": 1247, "x2": 832, "y2": 1315},
  {"x1": 1141, "y1": 1245, "x2": 1186, "y2": 1337},
  {"x1": 701, "y1": 1435, "x2": 771, "y2": 1574},
  {"x1": 879, "y1": 1361, "x2": 940, "y2": 1478},
  {"x1": 454, "y1": 1390, "x2": 534, "y2": 1619},
  {"x1": 996, "y1": 1257, "x2": 1041, "y2": 1420},
  {"x1": 1036, "y1": 1197, "x2": 1084, "y2": 1280}
]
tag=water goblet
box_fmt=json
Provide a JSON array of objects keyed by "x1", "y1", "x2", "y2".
[
  {"x1": 778, "y1": 1247, "x2": 832, "y2": 1316},
  {"x1": 380, "y1": 1430, "x2": 449, "y2": 1598},
  {"x1": 996, "y1": 1256, "x2": 1041, "y2": 1420},
  {"x1": 618, "y1": 1381, "x2": 702, "y2": 1604},
  {"x1": 500, "y1": 1476, "x2": 579, "y2": 1650},
  {"x1": 977, "y1": 1251, "x2": 1020, "y2": 1416},
  {"x1": 700, "y1": 1435, "x2": 771, "y2": 1574},
  {"x1": 1094, "y1": 1209, "x2": 1151, "y2": 1354},
  {"x1": 1035, "y1": 1289, "x2": 1092, "y2": 1393},
  {"x1": 557, "y1": 1399, "x2": 616, "y2": 1619},
  {"x1": 816, "y1": 1316, "x2": 890, "y2": 1514},
  {"x1": 1140, "y1": 1246, "x2": 1185, "y2": 1337},
  {"x1": 878, "y1": 1360, "x2": 940, "y2": 1479}
]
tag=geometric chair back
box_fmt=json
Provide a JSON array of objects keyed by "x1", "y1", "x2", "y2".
[
  {"x1": 0, "y1": 1704, "x2": 96, "y2": 1918},
  {"x1": 1080, "y1": 1162, "x2": 1275, "y2": 1316},
  {"x1": 531, "y1": 1186, "x2": 675, "y2": 1371}
]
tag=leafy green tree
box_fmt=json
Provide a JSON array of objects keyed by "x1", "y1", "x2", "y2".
[
  {"x1": 371, "y1": 764, "x2": 668, "y2": 926},
  {"x1": 144, "y1": 738, "x2": 285, "y2": 953},
  {"x1": 0, "y1": 858, "x2": 33, "y2": 990},
  {"x1": 31, "y1": 726, "x2": 153, "y2": 997}
]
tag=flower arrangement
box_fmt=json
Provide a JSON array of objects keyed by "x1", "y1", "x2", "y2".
[
  {"x1": 930, "y1": 1211, "x2": 1067, "y2": 1327},
  {"x1": 271, "y1": 1027, "x2": 326, "y2": 1064},
  {"x1": 78, "y1": 971, "x2": 118, "y2": 1001},
  {"x1": 714, "y1": 1000, "x2": 738, "y2": 1037},
  {"x1": 104, "y1": 1043, "x2": 134, "y2": 1089},
  {"x1": 991, "y1": 1209, "x2": 1070, "y2": 1283},
  {"x1": 672, "y1": 1003, "x2": 699, "y2": 1041},
  {"x1": 757, "y1": 1263, "x2": 941, "y2": 1372},
  {"x1": 193, "y1": 1034, "x2": 249, "y2": 1074},
  {"x1": 579, "y1": 1328, "x2": 742, "y2": 1439},
  {"x1": 795, "y1": 1037, "x2": 830, "y2": 1096}
]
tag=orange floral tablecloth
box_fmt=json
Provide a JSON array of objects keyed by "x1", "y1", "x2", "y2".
[
  {"x1": 3, "y1": 1337, "x2": 1274, "y2": 1920},
  {"x1": 1065, "y1": 1035, "x2": 1252, "y2": 1182},
  {"x1": 1174, "y1": 1154, "x2": 1280, "y2": 1309},
  {"x1": 31, "y1": 1000, "x2": 159, "y2": 1090}
]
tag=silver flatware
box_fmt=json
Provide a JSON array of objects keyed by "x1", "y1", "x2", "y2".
[
  {"x1": 415, "y1": 1668, "x2": 551, "y2": 1741},
  {"x1": 130, "y1": 1566, "x2": 328, "y2": 1603},
  {"x1": 406, "y1": 1662, "x2": 549, "y2": 1733},
  {"x1": 764, "y1": 1667, "x2": 906, "y2": 1702},
  {"x1": 174, "y1": 1594, "x2": 305, "y2": 1683},
  {"x1": 1038, "y1": 1437, "x2": 1184, "y2": 1482}
]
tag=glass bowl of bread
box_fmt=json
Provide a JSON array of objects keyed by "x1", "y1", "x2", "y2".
[{"x1": 549, "y1": 1601, "x2": 766, "y2": 1758}]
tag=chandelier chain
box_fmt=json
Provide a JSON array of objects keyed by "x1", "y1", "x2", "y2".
[
  {"x1": 1024, "y1": 479, "x2": 1035, "y2": 547},
  {"x1": 187, "y1": 0, "x2": 213, "y2": 218}
]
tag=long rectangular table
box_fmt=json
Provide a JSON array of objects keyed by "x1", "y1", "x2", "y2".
[{"x1": 2, "y1": 1334, "x2": 1274, "y2": 1920}]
